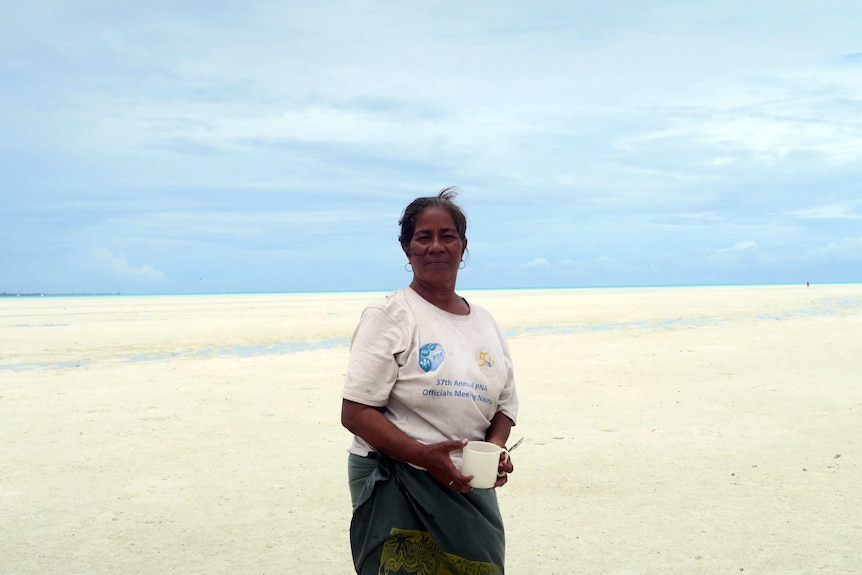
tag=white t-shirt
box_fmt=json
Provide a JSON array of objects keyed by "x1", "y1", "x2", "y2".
[{"x1": 342, "y1": 287, "x2": 519, "y2": 463}]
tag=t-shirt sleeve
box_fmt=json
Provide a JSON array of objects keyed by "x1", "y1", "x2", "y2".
[
  {"x1": 342, "y1": 306, "x2": 407, "y2": 407},
  {"x1": 495, "y1": 322, "x2": 519, "y2": 425}
]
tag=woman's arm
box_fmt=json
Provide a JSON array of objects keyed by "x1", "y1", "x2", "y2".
[
  {"x1": 341, "y1": 399, "x2": 426, "y2": 464},
  {"x1": 341, "y1": 399, "x2": 471, "y2": 488},
  {"x1": 484, "y1": 411, "x2": 514, "y2": 448}
]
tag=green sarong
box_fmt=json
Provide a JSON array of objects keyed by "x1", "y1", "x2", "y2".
[{"x1": 348, "y1": 453, "x2": 505, "y2": 575}]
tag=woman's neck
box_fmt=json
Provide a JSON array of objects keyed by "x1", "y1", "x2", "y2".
[{"x1": 409, "y1": 280, "x2": 469, "y2": 315}]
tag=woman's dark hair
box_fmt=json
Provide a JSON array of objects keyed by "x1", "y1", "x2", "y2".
[{"x1": 398, "y1": 186, "x2": 468, "y2": 255}]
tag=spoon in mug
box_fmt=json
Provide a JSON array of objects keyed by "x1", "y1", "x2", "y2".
[{"x1": 507, "y1": 436, "x2": 525, "y2": 452}]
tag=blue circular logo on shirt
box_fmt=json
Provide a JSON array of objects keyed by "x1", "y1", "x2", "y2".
[{"x1": 419, "y1": 343, "x2": 445, "y2": 372}]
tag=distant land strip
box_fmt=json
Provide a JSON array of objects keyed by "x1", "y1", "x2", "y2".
[{"x1": 0, "y1": 292, "x2": 121, "y2": 297}]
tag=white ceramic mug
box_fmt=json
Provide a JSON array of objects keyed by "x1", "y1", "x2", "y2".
[{"x1": 460, "y1": 441, "x2": 509, "y2": 489}]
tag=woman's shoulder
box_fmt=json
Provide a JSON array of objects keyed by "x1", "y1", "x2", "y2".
[
  {"x1": 362, "y1": 288, "x2": 414, "y2": 325},
  {"x1": 365, "y1": 287, "x2": 409, "y2": 310}
]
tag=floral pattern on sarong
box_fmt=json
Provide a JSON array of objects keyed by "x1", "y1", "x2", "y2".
[{"x1": 379, "y1": 528, "x2": 502, "y2": 575}]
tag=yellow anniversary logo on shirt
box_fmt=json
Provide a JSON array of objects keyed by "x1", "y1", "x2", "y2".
[{"x1": 477, "y1": 350, "x2": 494, "y2": 369}]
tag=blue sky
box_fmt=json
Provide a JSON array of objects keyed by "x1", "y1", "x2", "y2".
[{"x1": 2, "y1": 1, "x2": 861, "y2": 294}]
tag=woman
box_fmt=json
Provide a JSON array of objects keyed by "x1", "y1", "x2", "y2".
[{"x1": 341, "y1": 188, "x2": 519, "y2": 575}]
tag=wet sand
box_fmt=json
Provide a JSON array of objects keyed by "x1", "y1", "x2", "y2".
[{"x1": 2, "y1": 284, "x2": 861, "y2": 573}]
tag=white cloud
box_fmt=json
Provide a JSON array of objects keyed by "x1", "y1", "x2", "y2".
[
  {"x1": 522, "y1": 258, "x2": 550, "y2": 268},
  {"x1": 629, "y1": 62, "x2": 862, "y2": 166},
  {"x1": 91, "y1": 248, "x2": 165, "y2": 281},
  {"x1": 636, "y1": 111, "x2": 862, "y2": 165},
  {"x1": 806, "y1": 237, "x2": 862, "y2": 262},
  {"x1": 786, "y1": 203, "x2": 862, "y2": 220},
  {"x1": 727, "y1": 241, "x2": 758, "y2": 252},
  {"x1": 705, "y1": 241, "x2": 761, "y2": 270}
]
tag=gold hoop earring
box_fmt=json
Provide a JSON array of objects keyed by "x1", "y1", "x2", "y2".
[{"x1": 405, "y1": 262, "x2": 413, "y2": 272}]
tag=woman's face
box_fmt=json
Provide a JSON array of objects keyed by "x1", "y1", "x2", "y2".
[{"x1": 406, "y1": 206, "x2": 465, "y2": 287}]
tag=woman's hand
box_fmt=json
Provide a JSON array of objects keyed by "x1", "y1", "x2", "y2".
[
  {"x1": 493, "y1": 451, "x2": 514, "y2": 488},
  {"x1": 419, "y1": 439, "x2": 475, "y2": 493},
  {"x1": 485, "y1": 411, "x2": 516, "y2": 488}
]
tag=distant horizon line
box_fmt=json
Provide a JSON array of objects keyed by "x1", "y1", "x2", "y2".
[{"x1": 2, "y1": 280, "x2": 854, "y2": 298}]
